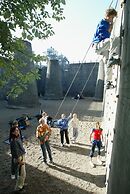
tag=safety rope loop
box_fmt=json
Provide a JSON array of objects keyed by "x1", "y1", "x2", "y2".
[{"x1": 54, "y1": 42, "x2": 93, "y2": 119}]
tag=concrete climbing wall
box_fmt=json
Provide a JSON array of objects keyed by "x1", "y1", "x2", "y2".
[
  {"x1": 93, "y1": 0, "x2": 124, "y2": 192},
  {"x1": 103, "y1": 72, "x2": 119, "y2": 190},
  {"x1": 107, "y1": 1, "x2": 130, "y2": 193}
]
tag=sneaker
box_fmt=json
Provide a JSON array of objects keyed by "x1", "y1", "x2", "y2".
[
  {"x1": 97, "y1": 158, "x2": 103, "y2": 165},
  {"x1": 100, "y1": 147, "x2": 104, "y2": 152},
  {"x1": 43, "y1": 160, "x2": 47, "y2": 164},
  {"x1": 66, "y1": 144, "x2": 70, "y2": 147},
  {"x1": 14, "y1": 186, "x2": 25, "y2": 192},
  {"x1": 60, "y1": 143, "x2": 64, "y2": 147},
  {"x1": 11, "y1": 175, "x2": 15, "y2": 180},
  {"x1": 72, "y1": 139, "x2": 76, "y2": 144},
  {"x1": 90, "y1": 161, "x2": 94, "y2": 168},
  {"x1": 49, "y1": 160, "x2": 54, "y2": 165},
  {"x1": 107, "y1": 57, "x2": 120, "y2": 68}
]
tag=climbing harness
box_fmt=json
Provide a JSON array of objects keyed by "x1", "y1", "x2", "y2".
[{"x1": 54, "y1": 0, "x2": 121, "y2": 119}]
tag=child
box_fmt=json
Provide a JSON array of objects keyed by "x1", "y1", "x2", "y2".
[
  {"x1": 57, "y1": 113, "x2": 72, "y2": 147},
  {"x1": 10, "y1": 126, "x2": 26, "y2": 191},
  {"x1": 36, "y1": 118, "x2": 53, "y2": 164},
  {"x1": 68, "y1": 113, "x2": 80, "y2": 143},
  {"x1": 42, "y1": 112, "x2": 53, "y2": 127},
  {"x1": 92, "y1": 8, "x2": 117, "y2": 55},
  {"x1": 89, "y1": 122, "x2": 103, "y2": 167}
]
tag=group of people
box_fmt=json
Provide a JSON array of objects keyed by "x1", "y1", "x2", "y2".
[
  {"x1": 8, "y1": 6, "x2": 116, "y2": 191},
  {"x1": 9, "y1": 110, "x2": 104, "y2": 192},
  {"x1": 36, "y1": 112, "x2": 80, "y2": 163}
]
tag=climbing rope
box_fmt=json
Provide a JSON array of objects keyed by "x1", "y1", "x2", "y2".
[
  {"x1": 54, "y1": 42, "x2": 93, "y2": 118},
  {"x1": 71, "y1": 61, "x2": 98, "y2": 114},
  {"x1": 54, "y1": 0, "x2": 121, "y2": 119},
  {"x1": 109, "y1": 0, "x2": 119, "y2": 9}
]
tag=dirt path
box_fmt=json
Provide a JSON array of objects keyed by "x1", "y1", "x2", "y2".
[{"x1": 0, "y1": 98, "x2": 106, "y2": 194}]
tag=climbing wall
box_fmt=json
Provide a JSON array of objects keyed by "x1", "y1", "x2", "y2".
[
  {"x1": 99, "y1": 0, "x2": 124, "y2": 192},
  {"x1": 103, "y1": 65, "x2": 120, "y2": 190},
  {"x1": 107, "y1": 1, "x2": 130, "y2": 193}
]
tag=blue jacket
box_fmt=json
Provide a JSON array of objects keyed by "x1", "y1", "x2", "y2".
[
  {"x1": 57, "y1": 117, "x2": 71, "y2": 131},
  {"x1": 92, "y1": 19, "x2": 110, "y2": 43}
]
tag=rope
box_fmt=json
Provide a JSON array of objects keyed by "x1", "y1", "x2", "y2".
[
  {"x1": 109, "y1": 0, "x2": 115, "y2": 8},
  {"x1": 54, "y1": 0, "x2": 120, "y2": 119},
  {"x1": 54, "y1": 42, "x2": 93, "y2": 118},
  {"x1": 109, "y1": 0, "x2": 118, "y2": 9},
  {"x1": 71, "y1": 61, "x2": 98, "y2": 114},
  {"x1": 114, "y1": 0, "x2": 119, "y2": 9}
]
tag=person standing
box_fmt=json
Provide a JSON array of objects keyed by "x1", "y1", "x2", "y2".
[
  {"x1": 10, "y1": 126, "x2": 26, "y2": 191},
  {"x1": 36, "y1": 118, "x2": 53, "y2": 164},
  {"x1": 42, "y1": 112, "x2": 53, "y2": 127},
  {"x1": 68, "y1": 113, "x2": 80, "y2": 143},
  {"x1": 9, "y1": 120, "x2": 23, "y2": 180},
  {"x1": 89, "y1": 122, "x2": 103, "y2": 167},
  {"x1": 57, "y1": 113, "x2": 72, "y2": 147}
]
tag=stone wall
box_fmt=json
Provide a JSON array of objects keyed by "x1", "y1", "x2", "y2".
[{"x1": 37, "y1": 62, "x2": 99, "y2": 98}]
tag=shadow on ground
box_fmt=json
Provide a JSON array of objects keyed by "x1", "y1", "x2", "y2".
[{"x1": 0, "y1": 98, "x2": 104, "y2": 194}]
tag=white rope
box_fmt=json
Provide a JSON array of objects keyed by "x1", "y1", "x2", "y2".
[
  {"x1": 109, "y1": 0, "x2": 115, "y2": 8},
  {"x1": 54, "y1": 0, "x2": 120, "y2": 119},
  {"x1": 71, "y1": 61, "x2": 98, "y2": 114},
  {"x1": 54, "y1": 42, "x2": 93, "y2": 118},
  {"x1": 109, "y1": 0, "x2": 118, "y2": 9}
]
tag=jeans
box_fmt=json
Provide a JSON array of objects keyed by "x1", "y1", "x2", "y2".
[
  {"x1": 11, "y1": 157, "x2": 18, "y2": 178},
  {"x1": 60, "y1": 129, "x2": 70, "y2": 144},
  {"x1": 40, "y1": 140, "x2": 52, "y2": 162},
  {"x1": 89, "y1": 140, "x2": 102, "y2": 158}
]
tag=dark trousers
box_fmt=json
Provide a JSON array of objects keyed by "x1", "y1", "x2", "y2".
[
  {"x1": 11, "y1": 157, "x2": 18, "y2": 177},
  {"x1": 60, "y1": 129, "x2": 70, "y2": 144},
  {"x1": 89, "y1": 140, "x2": 102, "y2": 158},
  {"x1": 40, "y1": 140, "x2": 52, "y2": 162}
]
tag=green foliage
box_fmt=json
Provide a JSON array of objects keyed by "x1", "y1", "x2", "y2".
[{"x1": 0, "y1": 0, "x2": 65, "y2": 97}]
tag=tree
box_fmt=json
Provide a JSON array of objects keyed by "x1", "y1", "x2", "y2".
[{"x1": 0, "y1": 0, "x2": 65, "y2": 97}]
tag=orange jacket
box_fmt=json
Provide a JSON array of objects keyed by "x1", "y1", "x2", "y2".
[{"x1": 36, "y1": 124, "x2": 51, "y2": 144}]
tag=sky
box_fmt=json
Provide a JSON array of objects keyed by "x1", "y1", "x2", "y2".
[{"x1": 31, "y1": 0, "x2": 115, "y2": 63}]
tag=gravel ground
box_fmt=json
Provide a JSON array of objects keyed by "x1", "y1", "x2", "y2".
[{"x1": 0, "y1": 98, "x2": 106, "y2": 194}]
